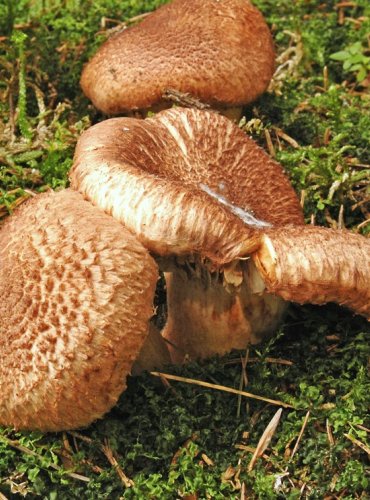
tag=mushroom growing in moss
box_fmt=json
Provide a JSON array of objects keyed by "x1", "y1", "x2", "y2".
[
  {"x1": 70, "y1": 107, "x2": 370, "y2": 362},
  {"x1": 71, "y1": 108, "x2": 370, "y2": 361},
  {"x1": 80, "y1": 0, "x2": 275, "y2": 116},
  {"x1": 0, "y1": 189, "x2": 169, "y2": 431}
]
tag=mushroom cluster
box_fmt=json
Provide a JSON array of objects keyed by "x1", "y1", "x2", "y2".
[{"x1": 1, "y1": 0, "x2": 369, "y2": 432}]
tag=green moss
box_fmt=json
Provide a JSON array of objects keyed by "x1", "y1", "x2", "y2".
[{"x1": 0, "y1": 0, "x2": 369, "y2": 497}]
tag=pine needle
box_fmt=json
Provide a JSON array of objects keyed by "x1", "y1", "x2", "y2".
[
  {"x1": 290, "y1": 411, "x2": 310, "y2": 461},
  {"x1": 150, "y1": 372, "x2": 294, "y2": 409},
  {"x1": 344, "y1": 433, "x2": 370, "y2": 456},
  {"x1": 0, "y1": 435, "x2": 90, "y2": 482},
  {"x1": 101, "y1": 439, "x2": 134, "y2": 488}
]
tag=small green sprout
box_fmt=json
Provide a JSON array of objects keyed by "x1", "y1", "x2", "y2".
[{"x1": 330, "y1": 41, "x2": 370, "y2": 83}]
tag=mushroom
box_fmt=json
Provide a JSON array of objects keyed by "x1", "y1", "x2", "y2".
[
  {"x1": 253, "y1": 225, "x2": 370, "y2": 317},
  {"x1": 69, "y1": 107, "x2": 291, "y2": 360},
  {"x1": 80, "y1": 0, "x2": 275, "y2": 116},
  {"x1": 70, "y1": 107, "x2": 370, "y2": 362},
  {"x1": 0, "y1": 189, "x2": 168, "y2": 431}
]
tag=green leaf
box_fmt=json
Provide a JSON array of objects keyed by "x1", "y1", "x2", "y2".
[{"x1": 330, "y1": 50, "x2": 350, "y2": 61}]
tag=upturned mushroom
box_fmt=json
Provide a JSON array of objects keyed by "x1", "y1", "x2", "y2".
[
  {"x1": 0, "y1": 189, "x2": 169, "y2": 431},
  {"x1": 80, "y1": 0, "x2": 275, "y2": 116},
  {"x1": 70, "y1": 107, "x2": 369, "y2": 362}
]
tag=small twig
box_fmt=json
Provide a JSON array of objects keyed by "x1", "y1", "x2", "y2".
[
  {"x1": 337, "y1": 204, "x2": 345, "y2": 229},
  {"x1": 273, "y1": 127, "x2": 300, "y2": 149},
  {"x1": 264, "y1": 128, "x2": 276, "y2": 157},
  {"x1": 326, "y1": 419, "x2": 335, "y2": 446},
  {"x1": 225, "y1": 356, "x2": 293, "y2": 366},
  {"x1": 355, "y1": 424, "x2": 370, "y2": 434},
  {"x1": 235, "y1": 444, "x2": 270, "y2": 461},
  {"x1": 290, "y1": 411, "x2": 310, "y2": 461},
  {"x1": 171, "y1": 433, "x2": 199, "y2": 465},
  {"x1": 67, "y1": 431, "x2": 93, "y2": 444},
  {"x1": 335, "y1": 1, "x2": 356, "y2": 8},
  {"x1": 163, "y1": 88, "x2": 211, "y2": 110},
  {"x1": 357, "y1": 219, "x2": 370, "y2": 230},
  {"x1": 344, "y1": 433, "x2": 370, "y2": 455},
  {"x1": 0, "y1": 493, "x2": 9, "y2": 500},
  {"x1": 237, "y1": 350, "x2": 249, "y2": 418},
  {"x1": 126, "y1": 11, "x2": 151, "y2": 25},
  {"x1": 101, "y1": 439, "x2": 134, "y2": 488},
  {"x1": 0, "y1": 436, "x2": 90, "y2": 482},
  {"x1": 323, "y1": 65, "x2": 329, "y2": 91},
  {"x1": 150, "y1": 372, "x2": 294, "y2": 408},
  {"x1": 248, "y1": 408, "x2": 283, "y2": 471},
  {"x1": 240, "y1": 482, "x2": 247, "y2": 500}
]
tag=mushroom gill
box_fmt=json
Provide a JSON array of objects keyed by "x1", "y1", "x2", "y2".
[
  {"x1": 70, "y1": 107, "x2": 305, "y2": 361},
  {"x1": 0, "y1": 189, "x2": 159, "y2": 431},
  {"x1": 80, "y1": 0, "x2": 275, "y2": 115}
]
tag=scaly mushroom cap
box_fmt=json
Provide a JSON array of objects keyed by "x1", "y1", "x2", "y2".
[
  {"x1": 70, "y1": 107, "x2": 304, "y2": 265},
  {"x1": 81, "y1": 0, "x2": 275, "y2": 114},
  {"x1": 0, "y1": 190, "x2": 158, "y2": 431},
  {"x1": 253, "y1": 226, "x2": 370, "y2": 318}
]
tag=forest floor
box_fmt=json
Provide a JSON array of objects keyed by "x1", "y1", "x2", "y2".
[{"x1": 0, "y1": 0, "x2": 369, "y2": 498}]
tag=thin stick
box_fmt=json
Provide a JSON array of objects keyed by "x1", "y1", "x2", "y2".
[
  {"x1": 290, "y1": 411, "x2": 310, "y2": 461},
  {"x1": 264, "y1": 128, "x2": 276, "y2": 157},
  {"x1": 355, "y1": 424, "x2": 370, "y2": 434},
  {"x1": 226, "y1": 356, "x2": 293, "y2": 367},
  {"x1": 273, "y1": 127, "x2": 300, "y2": 149},
  {"x1": 326, "y1": 419, "x2": 335, "y2": 446},
  {"x1": 0, "y1": 436, "x2": 90, "y2": 482},
  {"x1": 237, "y1": 349, "x2": 249, "y2": 418},
  {"x1": 150, "y1": 372, "x2": 294, "y2": 409},
  {"x1": 163, "y1": 88, "x2": 211, "y2": 110},
  {"x1": 344, "y1": 433, "x2": 370, "y2": 455},
  {"x1": 67, "y1": 431, "x2": 93, "y2": 444},
  {"x1": 101, "y1": 439, "x2": 134, "y2": 488}
]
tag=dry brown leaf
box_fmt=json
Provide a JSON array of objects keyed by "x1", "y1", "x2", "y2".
[{"x1": 248, "y1": 408, "x2": 283, "y2": 471}]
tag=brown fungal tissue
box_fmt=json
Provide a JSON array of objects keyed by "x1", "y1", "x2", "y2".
[
  {"x1": 71, "y1": 107, "x2": 370, "y2": 363},
  {"x1": 0, "y1": 189, "x2": 163, "y2": 431},
  {"x1": 80, "y1": 0, "x2": 275, "y2": 115}
]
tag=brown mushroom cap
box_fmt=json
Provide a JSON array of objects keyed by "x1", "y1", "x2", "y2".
[
  {"x1": 81, "y1": 0, "x2": 275, "y2": 114},
  {"x1": 70, "y1": 107, "x2": 303, "y2": 265},
  {"x1": 252, "y1": 225, "x2": 370, "y2": 318},
  {"x1": 0, "y1": 189, "x2": 158, "y2": 431}
]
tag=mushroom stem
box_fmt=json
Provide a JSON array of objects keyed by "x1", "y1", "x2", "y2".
[
  {"x1": 252, "y1": 226, "x2": 370, "y2": 318},
  {"x1": 162, "y1": 261, "x2": 287, "y2": 363},
  {"x1": 132, "y1": 323, "x2": 171, "y2": 375}
]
